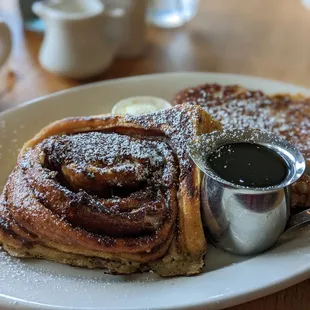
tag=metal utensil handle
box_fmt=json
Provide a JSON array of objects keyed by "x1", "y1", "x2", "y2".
[{"x1": 286, "y1": 209, "x2": 310, "y2": 230}]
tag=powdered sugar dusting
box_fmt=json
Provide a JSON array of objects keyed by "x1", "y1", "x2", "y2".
[
  {"x1": 0, "y1": 106, "x2": 205, "y2": 276},
  {"x1": 0, "y1": 247, "x2": 163, "y2": 306},
  {"x1": 42, "y1": 131, "x2": 178, "y2": 188},
  {"x1": 174, "y1": 84, "x2": 310, "y2": 162},
  {"x1": 124, "y1": 104, "x2": 203, "y2": 178}
]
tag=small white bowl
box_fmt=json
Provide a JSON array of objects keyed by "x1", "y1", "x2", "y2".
[{"x1": 111, "y1": 96, "x2": 172, "y2": 116}]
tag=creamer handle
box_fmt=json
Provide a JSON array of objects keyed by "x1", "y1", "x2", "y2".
[
  {"x1": 32, "y1": 1, "x2": 46, "y2": 18},
  {"x1": 0, "y1": 19, "x2": 12, "y2": 68}
]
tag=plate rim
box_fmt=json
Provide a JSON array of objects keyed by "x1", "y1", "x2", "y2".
[
  {"x1": 3, "y1": 71, "x2": 310, "y2": 117},
  {"x1": 1, "y1": 71, "x2": 310, "y2": 310}
]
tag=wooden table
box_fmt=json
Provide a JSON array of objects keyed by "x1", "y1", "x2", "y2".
[{"x1": 1, "y1": 0, "x2": 310, "y2": 309}]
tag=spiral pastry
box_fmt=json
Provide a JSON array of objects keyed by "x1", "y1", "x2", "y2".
[{"x1": 0, "y1": 104, "x2": 220, "y2": 276}]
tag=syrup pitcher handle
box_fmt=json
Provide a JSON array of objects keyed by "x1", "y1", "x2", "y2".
[{"x1": 0, "y1": 19, "x2": 12, "y2": 69}]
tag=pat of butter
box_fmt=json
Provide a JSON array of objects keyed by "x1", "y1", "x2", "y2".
[{"x1": 112, "y1": 96, "x2": 172, "y2": 116}]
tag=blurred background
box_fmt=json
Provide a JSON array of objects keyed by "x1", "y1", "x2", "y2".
[
  {"x1": 0, "y1": 2, "x2": 310, "y2": 310},
  {"x1": 1, "y1": 0, "x2": 310, "y2": 109}
]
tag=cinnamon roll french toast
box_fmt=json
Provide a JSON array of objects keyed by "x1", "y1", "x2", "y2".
[
  {"x1": 0, "y1": 104, "x2": 220, "y2": 277},
  {"x1": 173, "y1": 84, "x2": 310, "y2": 208}
]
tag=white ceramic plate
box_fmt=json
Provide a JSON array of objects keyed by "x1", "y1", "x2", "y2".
[{"x1": 1, "y1": 72, "x2": 310, "y2": 310}]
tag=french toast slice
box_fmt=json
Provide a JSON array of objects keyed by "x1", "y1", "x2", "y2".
[{"x1": 173, "y1": 83, "x2": 310, "y2": 208}]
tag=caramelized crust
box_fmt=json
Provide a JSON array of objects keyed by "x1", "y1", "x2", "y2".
[
  {"x1": 0, "y1": 104, "x2": 220, "y2": 276},
  {"x1": 173, "y1": 84, "x2": 310, "y2": 208}
]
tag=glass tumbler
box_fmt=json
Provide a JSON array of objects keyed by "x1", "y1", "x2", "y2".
[{"x1": 147, "y1": 0, "x2": 199, "y2": 28}]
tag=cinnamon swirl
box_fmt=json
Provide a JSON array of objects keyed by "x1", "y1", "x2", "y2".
[{"x1": 0, "y1": 104, "x2": 220, "y2": 276}]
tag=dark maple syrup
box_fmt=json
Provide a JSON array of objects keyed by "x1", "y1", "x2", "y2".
[{"x1": 207, "y1": 142, "x2": 288, "y2": 187}]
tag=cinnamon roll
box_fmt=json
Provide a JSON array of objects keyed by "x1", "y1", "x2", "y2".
[{"x1": 0, "y1": 104, "x2": 220, "y2": 276}]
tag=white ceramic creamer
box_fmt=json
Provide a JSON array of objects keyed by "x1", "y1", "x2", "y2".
[
  {"x1": 0, "y1": 19, "x2": 12, "y2": 69},
  {"x1": 32, "y1": 0, "x2": 126, "y2": 79}
]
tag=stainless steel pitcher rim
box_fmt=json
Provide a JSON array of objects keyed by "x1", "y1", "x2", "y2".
[{"x1": 189, "y1": 128, "x2": 306, "y2": 192}]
